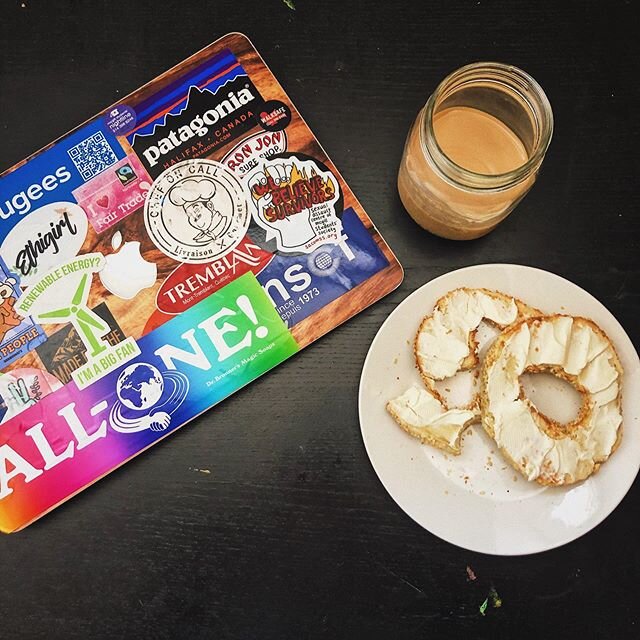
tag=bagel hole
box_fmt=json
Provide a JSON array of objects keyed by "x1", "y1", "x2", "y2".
[
  {"x1": 476, "y1": 322, "x2": 502, "y2": 360},
  {"x1": 434, "y1": 369, "x2": 478, "y2": 408},
  {"x1": 520, "y1": 372, "x2": 583, "y2": 424},
  {"x1": 433, "y1": 322, "x2": 502, "y2": 409}
]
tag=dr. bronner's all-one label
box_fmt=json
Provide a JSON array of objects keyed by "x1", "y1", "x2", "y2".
[{"x1": 0, "y1": 33, "x2": 402, "y2": 532}]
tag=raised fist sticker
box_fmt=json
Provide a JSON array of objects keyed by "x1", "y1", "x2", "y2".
[{"x1": 248, "y1": 156, "x2": 342, "y2": 254}]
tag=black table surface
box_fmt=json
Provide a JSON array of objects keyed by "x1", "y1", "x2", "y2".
[{"x1": 1, "y1": 1, "x2": 639, "y2": 638}]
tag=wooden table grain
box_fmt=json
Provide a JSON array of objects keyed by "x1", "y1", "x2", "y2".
[{"x1": 1, "y1": 1, "x2": 638, "y2": 638}]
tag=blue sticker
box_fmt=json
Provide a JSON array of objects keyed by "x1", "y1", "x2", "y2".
[
  {"x1": 256, "y1": 208, "x2": 389, "y2": 327},
  {"x1": 104, "y1": 105, "x2": 137, "y2": 136},
  {"x1": 0, "y1": 256, "x2": 47, "y2": 367},
  {"x1": 0, "y1": 119, "x2": 126, "y2": 245}
]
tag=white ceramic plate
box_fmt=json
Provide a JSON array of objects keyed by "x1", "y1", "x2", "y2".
[{"x1": 359, "y1": 264, "x2": 640, "y2": 555}]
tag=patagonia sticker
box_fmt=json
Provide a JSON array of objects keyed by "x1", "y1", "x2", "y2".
[{"x1": 127, "y1": 48, "x2": 263, "y2": 179}]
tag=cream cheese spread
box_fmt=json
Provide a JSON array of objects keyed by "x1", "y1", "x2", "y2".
[
  {"x1": 386, "y1": 385, "x2": 476, "y2": 454},
  {"x1": 416, "y1": 288, "x2": 519, "y2": 380},
  {"x1": 482, "y1": 316, "x2": 623, "y2": 485}
]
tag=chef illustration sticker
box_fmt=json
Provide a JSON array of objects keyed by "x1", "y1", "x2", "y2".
[
  {"x1": 248, "y1": 155, "x2": 342, "y2": 254},
  {"x1": 144, "y1": 159, "x2": 251, "y2": 264}
]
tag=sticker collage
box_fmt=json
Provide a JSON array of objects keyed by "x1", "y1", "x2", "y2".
[{"x1": 0, "y1": 33, "x2": 402, "y2": 532}]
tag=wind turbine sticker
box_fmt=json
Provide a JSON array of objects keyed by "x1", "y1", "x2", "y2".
[
  {"x1": 38, "y1": 273, "x2": 111, "y2": 358},
  {"x1": 15, "y1": 253, "x2": 142, "y2": 391}
]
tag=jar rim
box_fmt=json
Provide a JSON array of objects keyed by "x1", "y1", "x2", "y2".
[{"x1": 420, "y1": 62, "x2": 554, "y2": 191}]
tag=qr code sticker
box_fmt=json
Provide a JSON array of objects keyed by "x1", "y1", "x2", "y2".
[{"x1": 67, "y1": 131, "x2": 119, "y2": 181}]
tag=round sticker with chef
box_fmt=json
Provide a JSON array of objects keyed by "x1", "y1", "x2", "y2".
[{"x1": 144, "y1": 159, "x2": 250, "y2": 264}]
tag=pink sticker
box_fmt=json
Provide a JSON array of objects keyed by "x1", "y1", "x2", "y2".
[
  {"x1": 73, "y1": 155, "x2": 152, "y2": 233},
  {"x1": 0, "y1": 367, "x2": 63, "y2": 424}
]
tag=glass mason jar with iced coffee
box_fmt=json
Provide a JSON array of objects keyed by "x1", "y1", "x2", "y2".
[{"x1": 398, "y1": 62, "x2": 553, "y2": 240}]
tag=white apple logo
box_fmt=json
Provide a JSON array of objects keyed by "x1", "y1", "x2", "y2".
[{"x1": 99, "y1": 231, "x2": 157, "y2": 299}]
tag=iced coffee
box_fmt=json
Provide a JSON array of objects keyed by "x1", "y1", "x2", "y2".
[{"x1": 398, "y1": 63, "x2": 553, "y2": 240}]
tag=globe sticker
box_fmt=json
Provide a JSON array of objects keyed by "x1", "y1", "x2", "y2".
[
  {"x1": 247, "y1": 155, "x2": 342, "y2": 254},
  {"x1": 109, "y1": 362, "x2": 189, "y2": 433},
  {"x1": 144, "y1": 159, "x2": 250, "y2": 264}
]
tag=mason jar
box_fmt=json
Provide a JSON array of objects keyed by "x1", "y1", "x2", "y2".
[{"x1": 397, "y1": 62, "x2": 553, "y2": 240}]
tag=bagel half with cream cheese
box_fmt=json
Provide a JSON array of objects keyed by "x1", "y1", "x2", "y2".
[
  {"x1": 414, "y1": 288, "x2": 541, "y2": 396},
  {"x1": 387, "y1": 288, "x2": 540, "y2": 455},
  {"x1": 386, "y1": 385, "x2": 476, "y2": 454},
  {"x1": 480, "y1": 314, "x2": 623, "y2": 486}
]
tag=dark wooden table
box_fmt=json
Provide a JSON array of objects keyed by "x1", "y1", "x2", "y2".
[{"x1": 1, "y1": 1, "x2": 638, "y2": 638}]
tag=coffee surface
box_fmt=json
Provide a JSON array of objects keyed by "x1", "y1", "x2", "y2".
[{"x1": 433, "y1": 106, "x2": 528, "y2": 175}]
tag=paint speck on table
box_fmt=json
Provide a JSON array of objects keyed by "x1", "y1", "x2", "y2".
[{"x1": 489, "y1": 586, "x2": 502, "y2": 608}]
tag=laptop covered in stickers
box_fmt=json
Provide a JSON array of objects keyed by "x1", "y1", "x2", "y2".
[{"x1": 0, "y1": 33, "x2": 403, "y2": 532}]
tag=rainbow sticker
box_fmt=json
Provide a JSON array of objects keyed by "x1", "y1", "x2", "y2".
[{"x1": 0, "y1": 273, "x2": 298, "y2": 532}]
